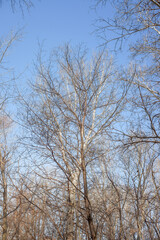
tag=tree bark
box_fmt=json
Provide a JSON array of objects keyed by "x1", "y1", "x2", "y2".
[
  {"x1": 0, "y1": 151, "x2": 8, "y2": 240},
  {"x1": 67, "y1": 168, "x2": 80, "y2": 240},
  {"x1": 80, "y1": 123, "x2": 97, "y2": 240}
]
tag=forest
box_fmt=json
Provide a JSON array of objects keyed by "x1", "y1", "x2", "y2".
[{"x1": 0, "y1": 0, "x2": 160, "y2": 239}]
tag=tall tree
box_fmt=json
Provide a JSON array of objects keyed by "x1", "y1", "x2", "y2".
[{"x1": 23, "y1": 45, "x2": 127, "y2": 240}]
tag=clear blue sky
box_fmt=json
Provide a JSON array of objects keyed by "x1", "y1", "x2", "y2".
[
  {"x1": 0, "y1": 1, "x2": 115, "y2": 76},
  {"x1": 0, "y1": 0, "x2": 132, "y2": 98}
]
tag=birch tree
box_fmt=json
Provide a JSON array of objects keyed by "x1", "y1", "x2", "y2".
[{"x1": 23, "y1": 45, "x2": 127, "y2": 240}]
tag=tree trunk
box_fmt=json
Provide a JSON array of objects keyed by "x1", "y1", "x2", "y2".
[
  {"x1": 80, "y1": 124, "x2": 97, "y2": 240},
  {"x1": 67, "y1": 168, "x2": 80, "y2": 240},
  {"x1": 0, "y1": 151, "x2": 8, "y2": 240}
]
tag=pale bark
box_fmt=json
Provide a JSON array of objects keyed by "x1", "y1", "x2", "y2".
[
  {"x1": 0, "y1": 151, "x2": 7, "y2": 240},
  {"x1": 67, "y1": 168, "x2": 80, "y2": 240}
]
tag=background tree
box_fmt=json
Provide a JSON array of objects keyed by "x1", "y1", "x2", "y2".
[
  {"x1": 0, "y1": 31, "x2": 21, "y2": 240},
  {"x1": 94, "y1": 0, "x2": 160, "y2": 155},
  {"x1": 95, "y1": 0, "x2": 160, "y2": 57}
]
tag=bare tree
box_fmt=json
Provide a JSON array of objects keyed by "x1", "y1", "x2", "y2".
[
  {"x1": 22, "y1": 44, "x2": 127, "y2": 240},
  {"x1": 95, "y1": 0, "x2": 160, "y2": 59},
  {"x1": 0, "y1": 116, "x2": 13, "y2": 240},
  {"x1": 0, "y1": 31, "x2": 21, "y2": 240},
  {"x1": 93, "y1": 0, "x2": 160, "y2": 152},
  {"x1": 90, "y1": 137, "x2": 160, "y2": 239}
]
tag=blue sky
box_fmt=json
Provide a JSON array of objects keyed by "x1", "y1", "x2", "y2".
[
  {"x1": 0, "y1": 0, "x2": 115, "y2": 120},
  {"x1": 0, "y1": 0, "x2": 133, "y2": 101},
  {"x1": 0, "y1": 1, "x2": 114, "y2": 75}
]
